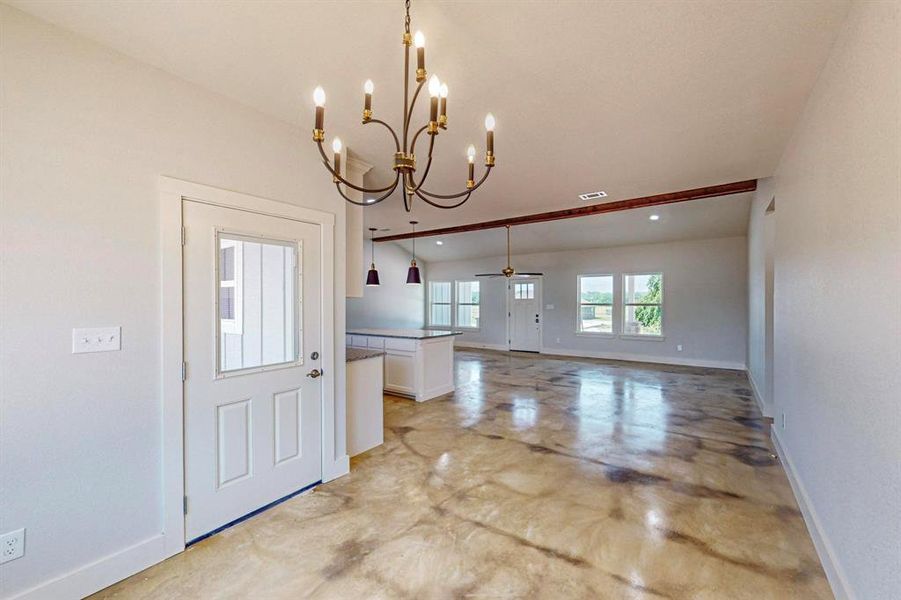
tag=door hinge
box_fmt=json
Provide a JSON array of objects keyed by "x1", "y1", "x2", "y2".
[
  {"x1": 183, "y1": 496, "x2": 188, "y2": 515},
  {"x1": 181, "y1": 226, "x2": 186, "y2": 246},
  {"x1": 181, "y1": 361, "x2": 187, "y2": 381}
]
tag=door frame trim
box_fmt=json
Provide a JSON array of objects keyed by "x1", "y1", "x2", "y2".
[
  {"x1": 506, "y1": 277, "x2": 544, "y2": 352},
  {"x1": 159, "y1": 176, "x2": 345, "y2": 559}
]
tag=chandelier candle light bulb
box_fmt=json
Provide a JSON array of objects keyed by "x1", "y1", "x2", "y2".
[
  {"x1": 439, "y1": 83, "x2": 448, "y2": 129},
  {"x1": 308, "y1": 0, "x2": 496, "y2": 212},
  {"x1": 313, "y1": 86, "x2": 326, "y2": 141},
  {"x1": 485, "y1": 113, "x2": 496, "y2": 165},
  {"x1": 332, "y1": 137, "x2": 342, "y2": 181},
  {"x1": 363, "y1": 79, "x2": 374, "y2": 120},
  {"x1": 414, "y1": 31, "x2": 426, "y2": 81},
  {"x1": 467, "y1": 144, "x2": 476, "y2": 188}
]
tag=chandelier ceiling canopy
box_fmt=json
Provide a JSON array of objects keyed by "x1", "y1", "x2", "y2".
[{"x1": 310, "y1": 0, "x2": 496, "y2": 213}]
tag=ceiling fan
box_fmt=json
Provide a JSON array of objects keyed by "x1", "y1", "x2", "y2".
[{"x1": 475, "y1": 225, "x2": 544, "y2": 278}]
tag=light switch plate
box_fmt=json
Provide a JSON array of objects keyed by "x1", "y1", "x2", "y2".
[
  {"x1": 72, "y1": 327, "x2": 121, "y2": 354},
  {"x1": 545, "y1": 304, "x2": 555, "y2": 310}
]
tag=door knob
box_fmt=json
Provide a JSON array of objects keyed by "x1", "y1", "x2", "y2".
[{"x1": 306, "y1": 369, "x2": 322, "y2": 379}]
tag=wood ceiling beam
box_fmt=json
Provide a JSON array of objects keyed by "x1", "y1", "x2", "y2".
[{"x1": 373, "y1": 179, "x2": 757, "y2": 242}]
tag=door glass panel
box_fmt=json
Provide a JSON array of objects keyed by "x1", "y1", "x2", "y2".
[{"x1": 218, "y1": 234, "x2": 301, "y2": 373}]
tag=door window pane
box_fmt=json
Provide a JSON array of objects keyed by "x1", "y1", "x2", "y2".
[
  {"x1": 578, "y1": 275, "x2": 613, "y2": 333},
  {"x1": 514, "y1": 282, "x2": 535, "y2": 299},
  {"x1": 218, "y1": 234, "x2": 300, "y2": 373}
]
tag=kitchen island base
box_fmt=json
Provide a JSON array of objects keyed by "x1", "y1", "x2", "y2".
[{"x1": 347, "y1": 329, "x2": 459, "y2": 402}]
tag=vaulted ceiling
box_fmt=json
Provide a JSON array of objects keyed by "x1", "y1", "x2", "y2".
[{"x1": 11, "y1": 0, "x2": 849, "y2": 243}]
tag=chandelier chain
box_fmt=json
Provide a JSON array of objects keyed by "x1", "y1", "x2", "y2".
[{"x1": 404, "y1": 0, "x2": 411, "y2": 34}]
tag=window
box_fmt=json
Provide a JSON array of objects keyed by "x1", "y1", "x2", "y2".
[
  {"x1": 513, "y1": 282, "x2": 535, "y2": 299},
  {"x1": 623, "y1": 273, "x2": 663, "y2": 336},
  {"x1": 455, "y1": 281, "x2": 480, "y2": 329},
  {"x1": 428, "y1": 281, "x2": 452, "y2": 327},
  {"x1": 578, "y1": 275, "x2": 614, "y2": 333}
]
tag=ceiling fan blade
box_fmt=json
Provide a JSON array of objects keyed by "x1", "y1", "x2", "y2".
[
  {"x1": 514, "y1": 272, "x2": 544, "y2": 277},
  {"x1": 474, "y1": 273, "x2": 504, "y2": 278}
]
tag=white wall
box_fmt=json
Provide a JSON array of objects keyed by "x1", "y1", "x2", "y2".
[
  {"x1": 346, "y1": 242, "x2": 427, "y2": 329},
  {"x1": 766, "y1": 2, "x2": 900, "y2": 598},
  {"x1": 747, "y1": 177, "x2": 776, "y2": 415},
  {"x1": 428, "y1": 236, "x2": 748, "y2": 369},
  {"x1": 0, "y1": 6, "x2": 348, "y2": 598}
]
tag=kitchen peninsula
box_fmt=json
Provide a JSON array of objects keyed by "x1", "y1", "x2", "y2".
[{"x1": 346, "y1": 328, "x2": 461, "y2": 402}]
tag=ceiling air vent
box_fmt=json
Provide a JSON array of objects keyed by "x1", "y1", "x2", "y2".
[{"x1": 578, "y1": 191, "x2": 608, "y2": 201}]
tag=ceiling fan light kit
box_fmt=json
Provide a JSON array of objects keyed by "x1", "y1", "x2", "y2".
[
  {"x1": 310, "y1": 0, "x2": 497, "y2": 213},
  {"x1": 475, "y1": 225, "x2": 544, "y2": 279}
]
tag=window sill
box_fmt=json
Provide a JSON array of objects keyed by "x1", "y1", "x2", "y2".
[
  {"x1": 619, "y1": 334, "x2": 665, "y2": 342},
  {"x1": 576, "y1": 332, "x2": 615, "y2": 339}
]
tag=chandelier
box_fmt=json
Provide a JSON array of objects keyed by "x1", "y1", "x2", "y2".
[{"x1": 310, "y1": 0, "x2": 496, "y2": 212}]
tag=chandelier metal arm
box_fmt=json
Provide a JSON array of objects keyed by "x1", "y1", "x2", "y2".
[
  {"x1": 334, "y1": 172, "x2": 400, "y2": 206},
  {"x1": 403, "y1": 79, "x2": 426, "y2": 150},
  {"x1": 417, "y1": 164, "x2": 493, "y2": 200},
  {"x1": 406, "y1": 133, "x2": 436, "y2": 193},
  {"x1": 413, "y1": 187, "x2": 472, "y2": 209},
  {"x1": 316, "y1": 140, "x2": 396, "y2": 193},
  {"x1": 363, "y1": 118, "x2": 401, "y2": 152},
  {"x1": 409, "y1": 124, "x2": 429, "y2": 156}
]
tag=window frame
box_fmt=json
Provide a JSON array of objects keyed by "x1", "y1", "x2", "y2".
[
  {"x1": 621, "y1": 271, "x2": 664, "y2": 339},
  {"x1": 427, "y1": 281, "x2": 453, "y2": 328},
  {"x1": 576, "y1": 273, "x2": 616, "y2": 337},
  {"x1": 454, "y1": 280, "x2": 481, "y2": 331}
]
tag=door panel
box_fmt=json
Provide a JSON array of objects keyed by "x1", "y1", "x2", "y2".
[
  {"x1": 509, "y1": 278, "x2": 542, "y2": 352},
  {"x1": 183, "y1": 200, "x2": 322, "y2": 542}
]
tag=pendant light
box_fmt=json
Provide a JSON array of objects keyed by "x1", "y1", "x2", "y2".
[
  {"x1": 366, "y1": 227, "x2": 380, "y2": 286},
  {"x1": 406, "y1": 220, "x2": 422, "y2": 285}
]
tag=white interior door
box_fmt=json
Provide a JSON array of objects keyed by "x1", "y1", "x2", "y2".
[
  {"x1": 183, "y1": 199, "x2": 322, "y2": 542},
  {"x1": 509, "y1": 278, "x2": 542, "y2": 352}
]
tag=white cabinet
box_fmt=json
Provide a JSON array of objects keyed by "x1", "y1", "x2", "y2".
[
  {"x1": 384, "y1": 352, "x2": 415, "y2": 395},
  {"x1": 347, "y1": 332, "x2": 456, "y2": 402},
  {"x1": 346, "y1": 354, "x2": 383, "y2": 457}
]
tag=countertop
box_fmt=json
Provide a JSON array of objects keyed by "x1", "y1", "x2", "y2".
[
  {"x1": 346, "y1": 347, "x2": 386, "y2": 363},
  {"x1": 347, "y1": 328, "x2": 462, "y2": 340}
]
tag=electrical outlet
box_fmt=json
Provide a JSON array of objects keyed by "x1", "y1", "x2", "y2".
[
  {"x1": 555, "y1": 337, "x2": 561, "y2": 344},
  {"x1": 676, "y1": 344, "x2": 683, "y2": 352},
  {"x1": 0, "y1": 528, "x2": 25, "y2": 564}
]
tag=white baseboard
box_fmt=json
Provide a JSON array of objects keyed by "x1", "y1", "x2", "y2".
[
  {"x1": 746, "y1": 371, "x2": 770, "y2": 417},
  {"x1": 11, "y1": 534, "x2": 166, "y2": 600},
  {"x1": 538, "y1": 346, "x2": 746, "y2": 371},
  {"x1": 771, "y1": 429, "x2": 854, "y2": 600},
  {"x1": 454, "y1": 341, "x2": 508, "y2": 352}
]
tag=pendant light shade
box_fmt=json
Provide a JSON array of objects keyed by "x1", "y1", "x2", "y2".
[
  {"x1": 406, "y1": 262, "x2": 421, "y2": 285},
  {"x1": 406, "y1": 220, "x2": 422, "y2": 285},
  {"x1": 366, "y1": 227, "x2": 380, "y2": 286}
]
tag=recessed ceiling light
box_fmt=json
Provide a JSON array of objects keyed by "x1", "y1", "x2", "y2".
[
  {"x1": 578, "y1": 190, "x2": 608, "y2": 201},
  {"x1": 649, "y1": 214, "x2": 660, "y2": 221},
  {"x1": 435, "y1": 240, "x2": 444, "y2": 245}
]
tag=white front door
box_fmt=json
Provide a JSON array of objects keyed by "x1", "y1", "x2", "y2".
[
  {"x1": 509, "y1": 278, "x2": 542, "y2": 352},
  {"x1": 183, "y1": 199, "x2": 322, "y2": 542}
]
